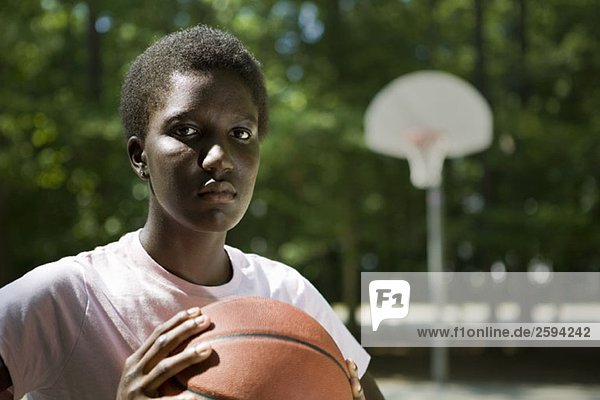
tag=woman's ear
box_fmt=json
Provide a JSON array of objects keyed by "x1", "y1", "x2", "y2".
[{"x1": 127, "y1": 136, "x2": 148, "y2": 180}]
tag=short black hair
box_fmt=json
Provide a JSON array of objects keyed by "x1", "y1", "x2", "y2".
[{"x1": 120, "y1": 25, "x2": 268, "y2": 141}]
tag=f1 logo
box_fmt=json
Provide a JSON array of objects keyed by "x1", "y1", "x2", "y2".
[{"x1": 369, "y1": 280, "x2": 411, "y2": 331}]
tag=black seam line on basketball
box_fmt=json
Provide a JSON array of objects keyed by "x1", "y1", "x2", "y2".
[
  {"x1": 171, "y1": 379, "x2": 221, "y2": 400},
  {"x1": 170, "y1": 334, "x2": 348, "y2": 397},
  {"x1": 208, "y1": 333, "x2": 348, "y2": 375}
]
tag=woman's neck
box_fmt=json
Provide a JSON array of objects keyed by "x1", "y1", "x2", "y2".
[{"x1": 139, "y1": 219, "x2": 232, "y2": 286}]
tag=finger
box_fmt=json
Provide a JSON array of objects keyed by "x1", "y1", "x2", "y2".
[
  {"x1": 163, "y1": 395, "x2": 198, "y2": 400},
  {"x1": 142, "y1": 341, "x2": 213, "y2": 393},
  {"x1": 134, "y1": 307, "x2": 202, "y2": 360},
  {"x1": 158, "y1": 394, "x2": 197, "y2": 400},
  {"x1": 350, "y1": 376, "x2": 365, "y2": 400},
  {"x1": 346, "y1": 359, "x2": 365, "y2": 400},
  {"x1": 141, "y1": 314, "x2": 212, "y2": 373}
]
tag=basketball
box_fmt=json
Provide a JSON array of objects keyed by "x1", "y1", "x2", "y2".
[{"x1": 158, "y1": 296, "x2": 353, "y2": 399}]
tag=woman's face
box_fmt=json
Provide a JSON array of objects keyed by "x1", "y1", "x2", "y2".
[{"x1": 134, "y1": 70, "x2": 260, "y2": 233}]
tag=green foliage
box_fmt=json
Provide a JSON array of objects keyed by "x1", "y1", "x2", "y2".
[{"x1": 0, "y1": 1, "x2": 598, "y2": 296}]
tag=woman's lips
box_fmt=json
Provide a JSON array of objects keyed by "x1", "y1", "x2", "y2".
[{"x1": 198, "y1": 180, "x2": 236, "y2": 203}]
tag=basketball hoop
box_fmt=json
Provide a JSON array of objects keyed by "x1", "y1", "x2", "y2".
[
  {"x1": 364, "y1": 70, "x2": 492, "y2": 189},
  {"x1": 363, "y1": 70, "x2": 493, "y2": 383}
]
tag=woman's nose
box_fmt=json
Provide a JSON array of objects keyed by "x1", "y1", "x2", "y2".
[{"x1": 201, "y1": 143, "x2": 234, "y2": 174}]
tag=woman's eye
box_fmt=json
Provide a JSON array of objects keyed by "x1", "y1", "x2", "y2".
[
  {"x1": 173, "y1": 126, "x2": 198, "y2": 137},
  {"x1": 231, "y1": 128, "x2": 252, "y2": 140}
]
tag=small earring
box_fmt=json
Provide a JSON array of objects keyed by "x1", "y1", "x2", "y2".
[{"x1": 140, "y1": 170, "x2": 147, "y2": 178}]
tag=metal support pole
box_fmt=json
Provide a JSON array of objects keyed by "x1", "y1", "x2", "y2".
[{"x1": 427, "y1": 185, "x2": 448, "y2": 383}]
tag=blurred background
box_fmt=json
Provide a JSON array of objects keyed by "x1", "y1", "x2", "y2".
[{"x1": 1, "y1": 0, "x2": 598, "y2": 398}]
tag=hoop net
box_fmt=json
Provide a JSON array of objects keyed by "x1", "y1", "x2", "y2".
[{"x1": 403, "y1": 128, "x2": 447, "y2": 189}]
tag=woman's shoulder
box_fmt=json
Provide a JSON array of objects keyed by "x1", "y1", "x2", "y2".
[{"x1": 1, "y1": 231, "x2": 138, "y2": 302}]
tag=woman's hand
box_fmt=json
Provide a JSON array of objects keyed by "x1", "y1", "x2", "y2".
[
  {"x1": 347, "y1": 359, "x2": 366, "y2": 400},
  {"x1": 116, "y1": 307, "x2": 212, "y2": 399}
]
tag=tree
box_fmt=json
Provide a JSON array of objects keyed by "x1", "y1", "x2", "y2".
[{"x1": 1, "y1": 0, "x2": 598, "y2": 302}]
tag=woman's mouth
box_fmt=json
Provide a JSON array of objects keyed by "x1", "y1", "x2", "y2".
[{"x1": 198, "y1": 180, "x2": 236, "y2": 203}]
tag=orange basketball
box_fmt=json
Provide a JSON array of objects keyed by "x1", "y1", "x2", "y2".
[{"x1": 158, "y1": 296, "x2": 353, "y2": 400}]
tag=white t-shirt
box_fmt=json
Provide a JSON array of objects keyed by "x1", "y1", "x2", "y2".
[{"x1": 0, "y1": 231, "x2": 370, "y2": 399}]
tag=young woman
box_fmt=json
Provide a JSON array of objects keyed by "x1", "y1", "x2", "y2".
[{"x1": 0, "y1": 25, "x2": 383, "y2": 400}]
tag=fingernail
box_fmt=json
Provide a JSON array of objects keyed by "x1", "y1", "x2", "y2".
[
  {"x1": 194, "y1": 315, "x2": 207, "y2": 326},
  {"x1": 349, "y1": 359, "x2": 358, "y2": 371},
  {"x1": 187, "y1": 306, "x2": 201, "y2": 316},
  {"x1": 194, "y1": 343, "x2": 212, "y2": 356}
]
